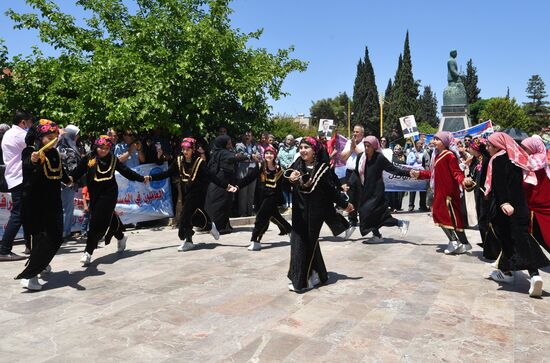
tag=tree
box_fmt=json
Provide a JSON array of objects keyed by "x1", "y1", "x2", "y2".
[
  {"x1": 479, "y1": 97, "x2": 535, "y2": 131},
  {"x1": 416, "y1": 85, "x2": 438, "y2": 128},
  {"x1": 310, "y1": 92, "x2": 350, "y2": 128},
  {"x1": 3, "y1": 0, "x2": 307, "y2": 134},
  {"x1": 525, "y1": 75, "x2": 548, "y2": 111},
  {"x1": 464, "y1": 59, "x2": 480, "y2": 105},
  {"x1": 267, "y1": 114, "x2": 316, "y2": 140},
  {"x1": 352, "y1": 46, "x2": 379, "y2": 134},
  {"x1": 469, "y1": 98, "x2": 489, "y2": 123},
  {"x1": 390, "y1": 31, "x2": 419, "y2": 138}
]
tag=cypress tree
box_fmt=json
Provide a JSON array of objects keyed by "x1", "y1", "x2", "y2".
[
  {"x1": 352, "y1": 46, "x2": 379, "y2": 134},
  {"x1": 392, "y1": 31, "x2": 418, "y2": 139},
  {"x1": 417, "y1": 85, "x2": 439, "y2": 127},
  {"x1": 464, "y1": 59, "x2": 480, "y2": 105}
]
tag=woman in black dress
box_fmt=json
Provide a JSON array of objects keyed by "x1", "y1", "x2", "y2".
[
  {"x1": 248, "y1": 145, "x2": 292, "y2": 251},
  {"x1": 16, "y1": 120, "x2": 70, "y2": 290},
  {"x1": 69, "y1": 135, "x2": 149, "y2": 266},
  {"x1": 350, "y1": 136, "x2": 411, "y2": 241},
  {"x1": 484, "y1": 132, "x2": 549, "y2": 298},
  {"x1": 287, "y1": 137, "x2": 354, "y2": 292},
  {"x1": 151, "y1": 138, "x2": 219, "y2": 252},
  {"x1": 204, "y1": 135, "x2": 252, "y2": 234}
]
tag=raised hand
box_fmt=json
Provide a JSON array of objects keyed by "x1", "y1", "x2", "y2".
[
  {"x1": 289, "y1": 170, "x2": 301, "y2": 182},
  {"x1": 31, "y1": 152, "x2": 40, "y2": 164}
]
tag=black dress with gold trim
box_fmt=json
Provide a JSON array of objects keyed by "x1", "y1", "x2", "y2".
[
  {"x1": 70, "y1": 153, "x2": 145, "y2": 255},
  {"x1": 17, "y1": 147, "x2": 70, "y2": 280},
  {"x1": 287, "y1": 158, "x2": 348, "y2": 290},
  {"x1": 152, "y1": 155, "x2": 212, "y2": 241},
  {"x1": 251, "y1": 164, "x2": 292, "y2": 242}
]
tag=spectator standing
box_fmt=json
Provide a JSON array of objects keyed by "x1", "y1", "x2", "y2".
[
  {"x1": 114, "y1": 130, "x2": 145, "y2": 168},
  {"x1": 278, "y1": 134, "x2": 296, "y2": 209},
  {"x1": 0, "y1": 111, "x2": 33, "y2": 261},
  {"x1": 235, "y1": 131, "x2": 259, "y2": 217},
  {"x1": 57, "y1": 125, "x2": 82, "y2": 240},
  {"x1": 406, "y1": 140, "x2": 428, "y2": 212},
  {"x1": 340, "y1": 124, "x2": 365, "y2": 227}
]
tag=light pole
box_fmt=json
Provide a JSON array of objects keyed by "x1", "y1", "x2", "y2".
[{"x1": 379, "y1": 95, "x2": 391, "y2": 138}]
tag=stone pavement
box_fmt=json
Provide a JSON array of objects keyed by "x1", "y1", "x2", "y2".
[{"x1": 1, "y1": 211, "x2": 549, "y2": 362}]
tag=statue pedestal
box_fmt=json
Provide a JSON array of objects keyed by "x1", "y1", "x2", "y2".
[{"x1": 439, "y1": 104, "x2": 471, "y2": 132}]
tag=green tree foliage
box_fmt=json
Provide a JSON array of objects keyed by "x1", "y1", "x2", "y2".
[
  {"x1": 389, "y1": 31, "x2": 418, "y2": 137},
  {"x1": 382, "y1": 55, "x2": 402, "y2": 136},
  {"x1": 479, "y1": 97, "x2": 535, "y2": 131},
  {"x1": 464, "y1": 59, "x2": 480, "y2": 105},
  {"x1": 2, "y1": 0, "x2": 307, "y2": 134},
  {"x1": 310, "y1": 92, "x2": 350, "y2": 128},
  {"x1": 416, "y1": 85, "x2": 438, "y2": 127},
  {"x1": 416, "y1": 121, "x2": 437, "y2": 135},
  {"x1": 267, "y1": 114, "x2": 316, "y2": 140},
  {"x1": 352, "y1": 46, "x2": 379, "y2": 134},
  {"x1": 469, "y1": 98, "x2": 489, "y2": 123},
  {"x1": 525, "y1": 75, "x2": 548, "y2": 110}
]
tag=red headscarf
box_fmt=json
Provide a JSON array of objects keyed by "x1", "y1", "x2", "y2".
[
  {"x1": 484, "y1": 132, "x2": 535, "y2": 196},
  {"x1": 300, "y1": 136, "x2": 321, "y2": 154},
  {"x1": 36, "y1": 119, "x2": 59, "y2": 138},
  {"x1": 264, "y1": 144, "x2": 278, "y2": 159},
  {"x1": 181, "y1": 137, "x2": 196, "y2": 150},
  {"x1": 521, "y1": 136, "x2": 550, "y2": 180},
  {"x1": 94, "y1": 135, "x2": 113, "y2": 149}
]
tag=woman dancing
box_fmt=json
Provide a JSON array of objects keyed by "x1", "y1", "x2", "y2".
[
  {"x1": 248, "y1": 145, "x2": 292, "y2": 251},
  {"x1": 69, "y1": 135, "x2": 149, "y2": 266},
  {"x1": 350, "y1": 136, "x2": 410, "y2": 242},
  {"x1": 16, "y1": 120, "x2": 70, "y2": 290},
  {"x1": 151, "y1": 137, "x2": 219, "y2": 252},
  {"x1": 287, "y1": 137, "x2": 354, "y2": 292}
]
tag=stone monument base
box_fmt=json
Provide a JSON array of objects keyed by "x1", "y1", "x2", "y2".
[{"x1": 438, "y1": 104, "x2": 471, "y2": 132}]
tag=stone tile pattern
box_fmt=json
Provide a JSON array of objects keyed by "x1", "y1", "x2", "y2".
[{"x1": 1, "y1": 213, "x2": 549, "y2": 363}]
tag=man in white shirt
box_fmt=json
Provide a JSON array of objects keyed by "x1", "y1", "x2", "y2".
[
  {"x1": 340, "y1": 125, "x2": 365, "y2": 227},
  {"x1": 0, "y1": 111, "x2": 33, "y2": 261}
]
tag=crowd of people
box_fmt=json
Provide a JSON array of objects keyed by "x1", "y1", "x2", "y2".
[{"x1": 0, "y1": 110, "x2": 549, "y2": 298}]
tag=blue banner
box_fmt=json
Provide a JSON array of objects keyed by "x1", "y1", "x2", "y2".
[
  {"x1": 0, "y1": 163, "x2": 174, "y2": 239},
  {"x1": 383, "y1": 164, "x2": 428, "y2": 192}
]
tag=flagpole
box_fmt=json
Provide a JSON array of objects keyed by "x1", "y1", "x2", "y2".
[{"x1": 379, "y1": 95, "x2": 384, "y2": 138}]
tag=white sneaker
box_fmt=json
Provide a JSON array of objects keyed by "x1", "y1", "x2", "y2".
[
  {"x1": 117, "y1": 235, "x2": 127, "y2": 253},
  {"x1": 210, "y1": 222, "x2": 220, "y2": 241},
  {"x1": 21, "y1": 276, "x2": 42, "y2": 291},
  {"x1": 343, "y1": 226, "x2": 356, "y2": 239},
  {"x1": 399, "y1": 220, "x2": 410, "y2": 236},
  {"x1": 288, "y1": 282, "x2": 297, "y2": 292},
  {"x1": 178, "y1": 242, "x2": 194, "y2": 252},
  {"x1": 39, "y1": 265, "x2": 52, "y2": 278},
  {"x1": 371, "y1": 235, "x2": 384, "y2": 243},
  {"x1": 444, "y1": 241, "x2": 461, "y2": 254},
  {"x1": 80, "y1": 252, "x2": 91, "y2": 266},
  {"x1": 307, "y1": 270, "x2": 321, "y2": 288},
  {"x1": 455, "y1": 243, "x2": 472, "y2": 254},
  {"x1": 247, "y1": 242, "x2": 261, "y2": 251},
  {"x1": 529, "y1": 275, "x2": 543, "y2": 298},
  {"x1": 489, "y1": 270, "x2": 514, "y2": 283}
]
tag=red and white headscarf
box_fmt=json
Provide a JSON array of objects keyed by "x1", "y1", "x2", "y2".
[
  {"x1": 521, "y1": 136, "x2": 550, "y2": 180},
  {"x1": 94, "y1": 135, "x2": 113, "y2": 149},
  {"x1": 264, "y1": 144, "x2": 278, "y2": 159},
  {"x1": 484, "y1": 132, "x2": 535, "y2": 196},
  {"x1": 181, "y1": 137, "x2": 196, "y2": 150}
]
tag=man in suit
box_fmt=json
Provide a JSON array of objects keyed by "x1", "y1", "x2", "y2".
[{"x1": 402, "y1": 116, "x2": 418, "y2": 137}]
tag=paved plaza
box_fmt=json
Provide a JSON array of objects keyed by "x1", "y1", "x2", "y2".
[{"x1": 1, "y1": 211, "x2": 549, "y2": 362}]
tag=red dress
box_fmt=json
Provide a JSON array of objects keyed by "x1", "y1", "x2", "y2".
[
  {"x1": 419, "y1": 150, "x2": 465, "y2": 231},
  {"x1": 524, "y1": 169, "x2": 550, "y2": 249}
]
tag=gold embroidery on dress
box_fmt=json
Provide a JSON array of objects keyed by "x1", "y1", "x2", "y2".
[
  {"x1": 43, "y1": 150, "x2": 63, "y2": 180},
  {"x1": 94, "y1": 155, "x2": 117, "y2": 182}
]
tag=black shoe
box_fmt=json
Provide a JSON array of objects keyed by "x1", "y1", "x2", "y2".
[
  {"x1": 0, "y1": 252, "x2": 27, "y2": 261},
  {"x1": 408, "y1": 207, "x2": 414, "y2": 212}
]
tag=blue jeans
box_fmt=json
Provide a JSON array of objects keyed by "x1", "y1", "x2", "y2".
[
  {"x1": 283, "y1": 190, "x2": 292, "y2": 207},
  {"x1": 0, "y1": 184, "x2": 24, "y2": 254},
  {"x1": 60, "y1": 187, "x2": 76, "y2": 237},
  {"x1": 80, "y1": 210, "x2": 90, "y2": 235}
]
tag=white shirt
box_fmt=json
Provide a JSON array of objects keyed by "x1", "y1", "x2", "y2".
[
  {"x1": 381, "y1": 148, "x2": 393, "y2": 161},
  {"x1": 343, "y1": 139, "x2": 365, "y2": 170},
  {"x1": 1, "y1": 125, "x2": 27, "y2": 189}
]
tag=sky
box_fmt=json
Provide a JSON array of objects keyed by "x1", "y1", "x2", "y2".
[{"x1": 1, "y1": 0, "x2": 549, "y2": 117}]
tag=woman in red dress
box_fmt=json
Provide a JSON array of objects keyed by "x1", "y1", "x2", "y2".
[
  {"x1": 521, "y1": 136, "x2": 550, "y2": 252},
  {"x1": 412, "y1": 132, "x2": 473, "y2": 254}
]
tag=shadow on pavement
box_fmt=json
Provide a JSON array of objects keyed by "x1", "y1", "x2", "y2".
[
  {"x1": 323, "y1": 271, "x2": 363, "y2": 287},
  {"x1": 260, "y1": 241, "x2": 290, "y2": 250},
  {"x1": 488, "y1": 271, "x2": 550, "y2": 298}
]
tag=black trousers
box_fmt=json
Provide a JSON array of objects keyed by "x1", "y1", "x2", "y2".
[
  {"x1": 251, "y1": 195, "x2": 292, "y2": 242},
  {"x1": 86, "y1": 194, "x2": 124, "y2": 255},
  {"x1": 180, "y1": 192, "x2": 212, "y2": 242},
  {"x1": 16, "y1": 210, "x2": 63, "y2": 280}
]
